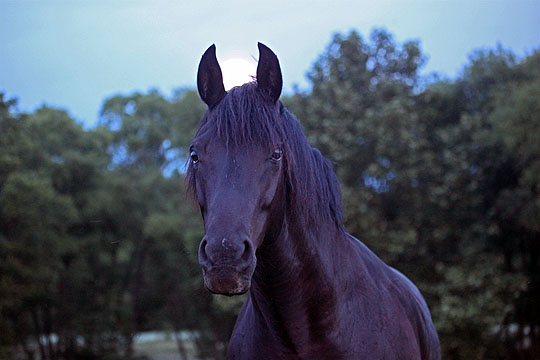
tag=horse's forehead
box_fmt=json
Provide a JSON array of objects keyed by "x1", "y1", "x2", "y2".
[{"x1": 199, "y1": 135, "x2": 267, "y2": 159}]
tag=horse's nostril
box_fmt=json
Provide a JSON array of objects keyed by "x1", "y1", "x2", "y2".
[
  {"x1": 199, "y1": 239, "x2": 209, "y2": 263},
  {"x1": 241, "y1": 240, "x2": 252, "y2": 262}
]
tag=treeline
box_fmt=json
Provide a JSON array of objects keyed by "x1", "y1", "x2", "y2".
[{"x1": 1, "y1": 29, "x2": 539, "y2": 359}]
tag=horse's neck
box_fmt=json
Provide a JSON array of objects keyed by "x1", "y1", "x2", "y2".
[{"x1": 250, "y1": 218, "x2": 347, "y2": 353}]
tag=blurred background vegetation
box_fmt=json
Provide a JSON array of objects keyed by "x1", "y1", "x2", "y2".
[{"x1": 1, "y1": 29, "x2": 539, "y2": 359}]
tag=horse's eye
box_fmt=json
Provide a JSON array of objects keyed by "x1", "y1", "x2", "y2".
[
  {"x1": 190, "y1": 150, "x2": 199, "y2": 164},
  {"x1": 271, "y1": 149, "x2": 283, "y2": 161}
]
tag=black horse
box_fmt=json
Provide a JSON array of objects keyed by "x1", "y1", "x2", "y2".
[{"x1": 188, "y1": 43, "x2": 441, "y2": 359}]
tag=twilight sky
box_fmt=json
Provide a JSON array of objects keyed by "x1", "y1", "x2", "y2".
[{"x1": 1, "y1": 0, "x2": 539, "y2": 127}]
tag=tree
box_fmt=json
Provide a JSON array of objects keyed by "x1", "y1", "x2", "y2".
[{"x1": 0, "y1": 99, "x2": 114, "y2": 359}]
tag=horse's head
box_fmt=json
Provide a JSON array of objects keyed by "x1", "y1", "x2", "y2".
[{"x1": 189, "y1": 43, "x2": 285, "y2": 295}]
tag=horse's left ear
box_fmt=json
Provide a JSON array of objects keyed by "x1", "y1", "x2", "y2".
[{"x1": 256, "y1": 42, "x2": 282, "y2": 103}]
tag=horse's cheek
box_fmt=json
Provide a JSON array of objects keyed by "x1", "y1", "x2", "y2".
[
  {"x1": 195, "y1": 176, "x2": 208, "y2": 213},
  {"x1": 260, "y1": 167, "x2": 281, "y2": 208}
]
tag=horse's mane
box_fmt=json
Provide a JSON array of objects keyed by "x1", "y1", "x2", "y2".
[{"x1": 186, "y1": 82, "x2": 344, "y2": 230}]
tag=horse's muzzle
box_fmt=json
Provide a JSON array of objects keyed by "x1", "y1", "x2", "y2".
[
  {"x1": 202, "y1": 266, "x2": 252, "y2": 295},
  {"x1": 198, "y1": 236, "x2": 256, "y2": 296}
]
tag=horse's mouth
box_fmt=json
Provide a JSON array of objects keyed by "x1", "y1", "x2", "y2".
[{"x1": 202, "y1": 266, "x2": 252, "y2": 296}]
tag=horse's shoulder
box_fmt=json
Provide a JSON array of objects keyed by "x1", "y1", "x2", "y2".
[
  {"x1": 385, "y1": 268, "x2": 441, "y2": 359},
  {"x1": 344, "y1": 233, "x2": 441, "y2": 359}
]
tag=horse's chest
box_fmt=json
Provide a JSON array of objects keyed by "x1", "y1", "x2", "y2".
[{"x1": 228, "y1": 312, "x2": 345, "y2": 360}]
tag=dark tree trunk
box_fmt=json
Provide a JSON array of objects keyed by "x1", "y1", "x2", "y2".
[
  {"x1": 172, "y1": 325, "x2": 189, "y2": 360},
  {"x1": 31, "y1": 309, "x2": 46, "y2": 360},
  {"x1": 124, "y1": 235, "x2": 150, "y2": 360}
]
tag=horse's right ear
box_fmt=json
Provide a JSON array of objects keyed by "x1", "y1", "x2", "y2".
[{"x1": 197, "y1": 44, "x2": 226, "y2": 108}]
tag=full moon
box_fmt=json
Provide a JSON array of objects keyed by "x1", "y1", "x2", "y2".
[{"x1": 221, "y1": 58, "x2": 257, "y2": 90}]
